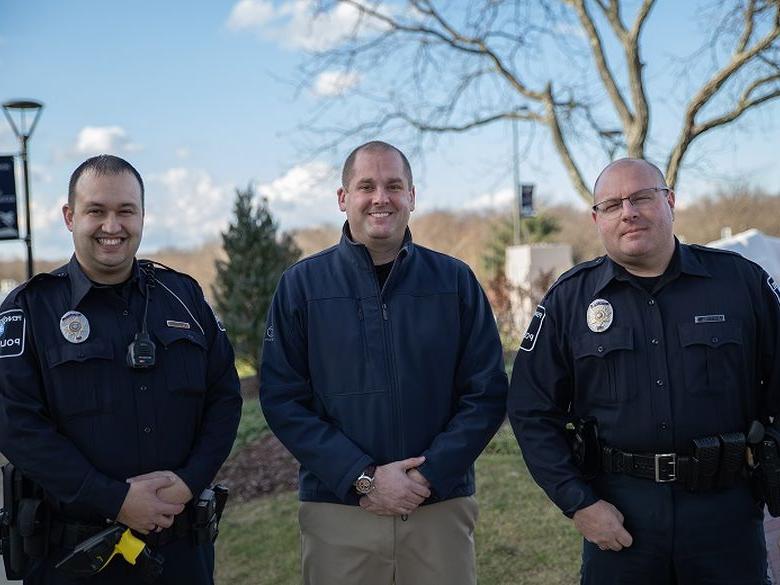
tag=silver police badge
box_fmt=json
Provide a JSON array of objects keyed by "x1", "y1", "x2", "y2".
[
  {"x1": 586, "y1": 299, "x2": 613, "y2": 333},
  {"x1": 59, "y1": 311, "x2": 90, "y2": 344}
]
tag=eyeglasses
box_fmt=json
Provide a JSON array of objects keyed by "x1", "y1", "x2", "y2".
[{"x1": 592, "y1": 187, "x2": 670, "y2": 218}]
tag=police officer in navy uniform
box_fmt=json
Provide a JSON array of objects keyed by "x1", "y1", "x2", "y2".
[
  {"x1": 0, "y1": 155, "x2": 242, "y2": 584},
  {"x1": 508, "y1": 158, "x2": 780, "y2": 584}
]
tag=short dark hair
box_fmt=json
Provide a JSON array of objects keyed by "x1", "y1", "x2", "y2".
[
  {"x1": 341, "y1": 141, "x2": 413, "y2": 188},
  {"x1": 68, "y1": 154, "x2": 145, "y2": 209}
]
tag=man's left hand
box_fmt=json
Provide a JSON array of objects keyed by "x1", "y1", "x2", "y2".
[{"x1": 127, "y1": 471, "x2": 194, "y2": 505}]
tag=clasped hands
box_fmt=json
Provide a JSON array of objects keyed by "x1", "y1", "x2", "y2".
[
  {"x1": 359, "y1": 456, "x2": 431, "y2": 517},
  {"x1": 116, "y1": 470, "x2": 194, "y2": 534}
]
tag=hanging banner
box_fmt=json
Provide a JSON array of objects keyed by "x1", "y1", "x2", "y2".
[
  {"x1": 520, "y1": 183, "x2": 535, "y2": 217},
  {"x1": 0, "y1": 156, "x2": 19, "y2": 240}
]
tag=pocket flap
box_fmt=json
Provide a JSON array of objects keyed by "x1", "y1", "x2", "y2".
[
  {"x1": 46, "y1": 340, "x2": 113, "y2": 368},
  {"x1": 153, "y1": 327, "x2": 207, "y2": 350},
  {"x1": 678, "y1": 321, "x2": 742, "y2": 349},
  {"x1": 573, "y1": 326, "x2": 633, "y2": 359}
]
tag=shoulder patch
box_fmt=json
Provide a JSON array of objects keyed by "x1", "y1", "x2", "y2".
[
  {"x1": 520, "y1": 305, "x2": 546, "y2": 352},
  {"x1": 0, "y1": 308, "x2": 26, "y2": 358},
  {"x1": 768, "y1": 276, "x2": 780, "y2": 306}
]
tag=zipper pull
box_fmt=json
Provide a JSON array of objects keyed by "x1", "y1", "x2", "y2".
[{"x1": 382, "y1": 303, "x2": 388, "y2": 320}]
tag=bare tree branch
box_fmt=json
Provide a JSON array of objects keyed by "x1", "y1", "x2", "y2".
[{"x1": 667, "y1": 2, "x2": 780, "y2": 187}]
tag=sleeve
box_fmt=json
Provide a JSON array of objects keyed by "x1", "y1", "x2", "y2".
[
  {"x1": 259, "y1": 272, "x2": 373, "y2": 502},
  {"x1": 174, "y1": 288, "x2": 243, "y2": 497},
  {"x1": 506, "y1": 294, "x2": 598, "y2": 518},
  {"x1": 0, "y1": 296, "x2": 130, "y2": 520},
  {"x1": 416, "y1": 266, "x2": 508, "y2": 498},
  {"x1": 759, "y1": 270, "x2": 780, "y2": 418}
]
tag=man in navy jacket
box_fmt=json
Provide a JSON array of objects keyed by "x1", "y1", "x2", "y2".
[{"x1": 260, "y1": 141, "x2": 507, "y2": 585}]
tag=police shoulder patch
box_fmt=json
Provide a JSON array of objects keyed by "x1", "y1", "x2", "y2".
[
  {"x1": 768, "y1": 276, "x2": 780, "y2": 306},
  {"x1": 0, "y1": 308, "x2": 26, "y2": 358},
  {"x1": 520, "y1": 305, "x2": 546, "y2": 352}
]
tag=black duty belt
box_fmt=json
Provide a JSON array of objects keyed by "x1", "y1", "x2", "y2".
[
  {"x1": 51, "y1": 513, "x2": 192, "y2": 550},
  {"x1": 601, "y1": 431, "x2": 747, "y2": 491}
]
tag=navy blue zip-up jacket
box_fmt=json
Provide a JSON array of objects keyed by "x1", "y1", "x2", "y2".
[
  {"x1": 260, "y1": 226, "x2": 507, "y2": 504},
  {"x1": 0, "y1": 257, "x2": 242, "y2": 522}
]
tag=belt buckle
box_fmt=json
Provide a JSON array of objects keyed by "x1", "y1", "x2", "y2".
[{"x1": 654, "y1": 453, "x2": 677, "y2": 482}]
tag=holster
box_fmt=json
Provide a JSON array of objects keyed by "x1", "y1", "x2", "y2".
[
  {"x1": 190, "y1": 484, "x2": 229, "y2": 546},
  {"x1": 565, "y1": 417, "x2": 600, "y2": 481},
  {"x1": 1, "y1": 463, "x2": 50, "y2": 580},
  {"x1": 750, "y1": 423, "x2": 780, "y2": 517}
]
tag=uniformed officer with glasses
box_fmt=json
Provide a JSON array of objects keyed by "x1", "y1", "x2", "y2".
[{"x1": 508, "y1": 158, "x2": 780, "y2": 584}]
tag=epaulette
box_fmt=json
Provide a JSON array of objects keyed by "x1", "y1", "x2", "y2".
[
  {"x1": 546, "y1": 255, "x2": 607, "y2": 294},
  {"x1": 138, "y1": 259, "x2": 202, "y2": 289},
  {"x1": 1, "y1": 269, "x2": 66, "y2": 306},
  {"x1": 688, "y1": 243, "x2": 744, "y2": 258}
]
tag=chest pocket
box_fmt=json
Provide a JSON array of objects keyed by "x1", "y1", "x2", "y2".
[
  {"x1": 678, "y1": 321, "x2": 744, "y2": 395},
  {"x1": 45, "y1": 340, "x2": 114, "y2": 418},
  {"x1": 572, "y1": 327, "x2": 636, "y2": 403},
  {"x1": 154, "y1": 327, "x2": 208, "y2": 395}
]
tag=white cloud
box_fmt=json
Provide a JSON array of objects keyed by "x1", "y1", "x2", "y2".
[
  {"x1": 73, "y1": 126, "x2": 140, "y2": 155},
  {"x1": 464, "y1": 187, "x2": 514, "y2": 210},
  {"x1": 145, "y1": 167, "x2": 234, "y2": 249},
  {"x1": 31, "y1": 199, "x2": 64, "y2": 232},
  {"x1": 313, "y1": 70, "x2": 360, "y2": 97},
  {"x1": 226, "y1": 0, "x2": 390, "y2": 51},
  {"x1": 256, "y1": 161, "x2": 343, "y2": 228},
  {"x1": 226, "y1": 0, "x2": 274, "y2": 30}
]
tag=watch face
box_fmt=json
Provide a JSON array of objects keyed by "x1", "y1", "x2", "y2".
[{"x1": 355, "y1": 476, "x2": 373, "y2": 495}]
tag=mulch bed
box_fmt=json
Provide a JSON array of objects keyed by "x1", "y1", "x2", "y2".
[{"x1": 217, "y1": 375, "x2": 299, "y2": 501}]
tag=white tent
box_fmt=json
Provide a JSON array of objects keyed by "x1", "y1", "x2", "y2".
[{"x1": 707, "y1": 228, "x2": 780, "y2": 281}]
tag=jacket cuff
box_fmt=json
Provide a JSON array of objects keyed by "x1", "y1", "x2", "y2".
[
  {"x1": 82, "y1": 471, "x2": 131, "y2": 521},
  {"x1": 559, "y1": 479, "x2": 598, "y2": 518},
  {"x1": 336, "y1": 455, "x2": 374, "y2": 501}
]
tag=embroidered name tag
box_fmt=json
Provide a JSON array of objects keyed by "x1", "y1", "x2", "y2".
[
  {"x1": 694, "y1": 314, "x2": 725, "y2": 324},
  {"x1": 166, "y1": 320, "x2": 191, "y2": 329}
]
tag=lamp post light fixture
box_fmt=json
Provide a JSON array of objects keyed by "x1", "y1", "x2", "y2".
[{"x1": 2, "y1": 99, "x2": 44, "y2": 279}]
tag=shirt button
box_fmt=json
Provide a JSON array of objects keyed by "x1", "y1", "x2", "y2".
[
  {"x1": 660, "y1": 422, "x2": 669, "y2": 430},
  {"x1": 648, "y1": 299, "x2": 655, "y2": 306},
  {"x1": 651, "y1": 338, "x2": 659, "y2": 345},
  {"x1": 656, "y1": 379, "x2": 664, "y2": 387},
  {"x1": 597, "y1": 345, "x2": 604, "y2": 353},
  {"x1": 139, "y1": 385, "x2": 147, "y2": 391},
  {"x1": 144, "y1": 426, "x2": 152, "y2": 434},
  {"x1": 711, "y1": 337, "x2": 719, "y2": 344},
  {"x1": 122, "y1": 310, "x2": 129, "y2": 316}
]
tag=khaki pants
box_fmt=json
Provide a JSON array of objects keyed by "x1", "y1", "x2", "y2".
[{"x1": 299, "y1": 497, "x2": 478, "y2": 585}]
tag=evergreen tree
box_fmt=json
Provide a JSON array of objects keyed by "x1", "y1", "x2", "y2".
[{"x1": 213, "y1": 185, "x2": 300, "y2": 372}]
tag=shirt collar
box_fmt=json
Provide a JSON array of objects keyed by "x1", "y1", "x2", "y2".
[
  {"x1": 339, "y1": 221, "x2": 413, "y2": 269},
  {"x1": 66, "y1": 255, "x2": 144, "y2": 309},
  {"x1": 591, "y1": 238, "x2": 709, "y2": 297}
]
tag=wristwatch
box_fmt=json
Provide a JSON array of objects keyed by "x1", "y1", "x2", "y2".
[{"x1": 354, "y1": 466, "x2": 376, "y2": 495}]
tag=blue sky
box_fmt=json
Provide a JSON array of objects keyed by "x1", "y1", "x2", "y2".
[{"x1": 1, "y1": 0, "x2": 778, "y2": 260}]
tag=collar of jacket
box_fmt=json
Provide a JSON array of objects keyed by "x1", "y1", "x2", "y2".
[
  {"x1": 65, "y1": 254, "x2": 146, "y2": 310},
  {"x1": 336, "y1": 221, "x2": 415, "y2": 272},
  {"x1": 591, "y1": 238, "x2": 711, "y2": 297}
]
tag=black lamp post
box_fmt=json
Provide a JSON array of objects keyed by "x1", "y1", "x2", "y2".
[{"x1": 2, "y1": 99, "x2": 44, "y2": 279}]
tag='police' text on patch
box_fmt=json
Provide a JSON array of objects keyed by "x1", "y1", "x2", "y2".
[
  {"x1": 520, "y1": 305, "x2": 546, "y2": 352},
  {"x1": 0, "y1": 308, "x2": 26, "y2": 358}
]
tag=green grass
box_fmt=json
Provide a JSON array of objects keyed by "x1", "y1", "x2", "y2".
[
  {"x1": 216, "y1": 424, "x2": 581, "y2": 584},
  {"x1": 229, "y1": 398, "x2": 270, "y2": 458}
]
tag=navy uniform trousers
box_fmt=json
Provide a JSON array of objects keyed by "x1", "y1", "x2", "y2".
[{"x1": 580, "y1": 474, "x2": 768, "y2": 585}]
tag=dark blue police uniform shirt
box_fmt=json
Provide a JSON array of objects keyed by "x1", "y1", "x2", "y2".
[
  {"x1": 0, "y1": 256, "x2": 242, "y2": 522},
  {"x1": 508, "y1": 241, "x2": 780, "y2": 517}
]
